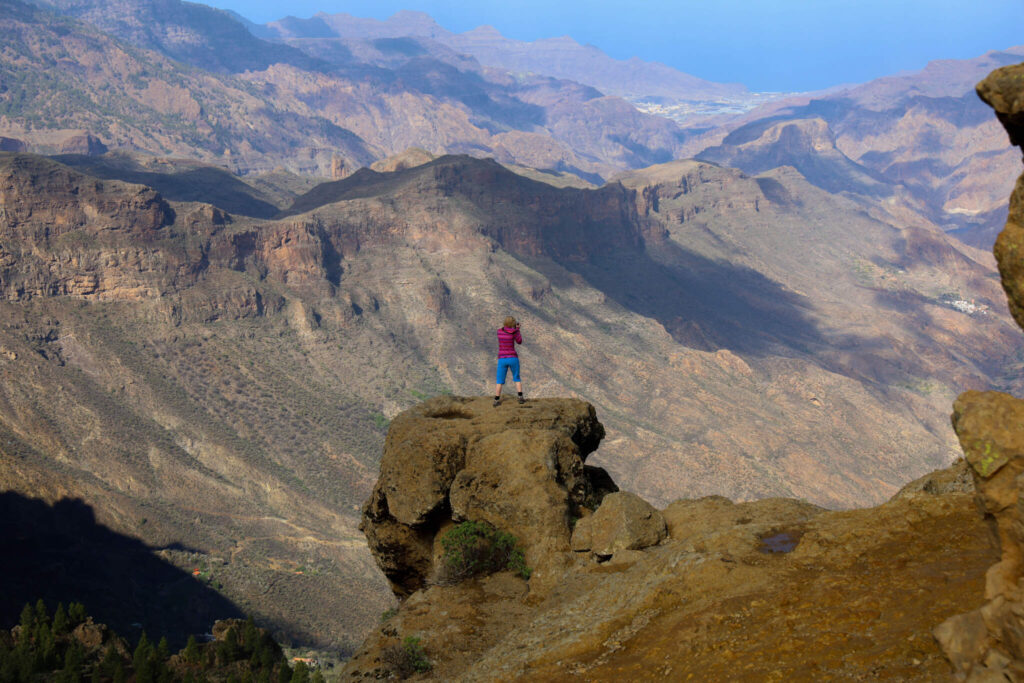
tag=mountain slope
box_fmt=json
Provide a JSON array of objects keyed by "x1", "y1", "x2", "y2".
[
  {"x1": 687, "y1": 47, "x2": 1024, "y2": 248},
  {"x1": 1, "y1": 145, "x2": 1020, "y2": 647},
  {"x1": 0, "y1": 0, "x2": 375, "y2": 173},
  {"x1": 8, "y1": 0, "x2": 692, "y2": 180}
]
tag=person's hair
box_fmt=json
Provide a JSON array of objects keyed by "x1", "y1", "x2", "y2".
[{"x1": 503, "y1": 316, "x2": 517, "y2": 328}]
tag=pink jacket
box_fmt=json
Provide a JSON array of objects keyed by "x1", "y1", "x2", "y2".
[{"x1": 497, "y1": 326, "x2": 522, "y2": 358}]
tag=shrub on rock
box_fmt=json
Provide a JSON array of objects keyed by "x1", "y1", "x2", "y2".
[{"x1": 437, "y1": 520, "x2": 531, "y2": 583}]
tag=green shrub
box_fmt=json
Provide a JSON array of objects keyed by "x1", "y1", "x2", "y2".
[
  {"x1": 381, "y1": 636, "x2": 430, "y2": 678},
  {"x1": 438, "y1": 521, "x2": 531, "y2": 583}
]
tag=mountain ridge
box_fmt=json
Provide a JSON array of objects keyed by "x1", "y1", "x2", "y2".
[{"x1": 254, "y1": 9, "x2": 748, "y2": 102}]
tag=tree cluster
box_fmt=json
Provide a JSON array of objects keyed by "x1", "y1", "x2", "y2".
[{"x1": 0, "y1": 601, "x2": 321, "y2": 683}]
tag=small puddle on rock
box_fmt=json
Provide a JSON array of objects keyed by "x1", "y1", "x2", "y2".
[{"x1": 758, "y1": 531, "x2": 801, "y2": 554}]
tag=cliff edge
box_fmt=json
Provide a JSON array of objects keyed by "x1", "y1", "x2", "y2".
[{"x1": 344, "y1": 399, "x2": 993, "y2": 680}]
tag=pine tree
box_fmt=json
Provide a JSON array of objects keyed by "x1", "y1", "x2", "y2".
[
  {"x1": 134, "y1": 632, "x2": 154, "y2": 682},
  {"x1": 33, "y1": 600, "x2": 49, "y2": 627},
  {"x1": 100, "y1": 643, "x2": 120, "y2": 678},
  {"x1": 183, "y1": 635, "x2": 200, "y2": 664},
  {"x1": 52, "y1": 603, "x2": 68, "y2": 635},
  {"x1": 242, "y1": 617, "x2": 258, "y2": 655},
  {"x1": 289, "y1": 661, "x2": 309, "y2": 683},
  {"x1": 68, "y1": 603, "x2": 87, "y2": 627},
  {"x1": 19, "y1": 603, "x2": 35, "y2": 633},
  {"x1": 156, "y1": 637, "x2": 170, "y2": 662}
]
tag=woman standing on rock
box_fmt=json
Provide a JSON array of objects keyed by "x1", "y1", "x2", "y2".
[{"x1": 494, "y1": 316, "x2": 524, "y2": 406}]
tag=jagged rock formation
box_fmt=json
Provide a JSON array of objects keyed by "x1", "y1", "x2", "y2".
[
  {"x1": 683, "y1": 47, "x2": 1024, "y2": 249},
  {"x1": 360, "y1": 396, "x2": 608, "y2": 596},
  {"x1": 934, "y1": 61, "x2": 1024, "y2": 681}
]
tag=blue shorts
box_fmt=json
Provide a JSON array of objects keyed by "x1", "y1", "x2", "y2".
[{"x1": 496, "y1": 357, "x2": 521, "y2": 384}]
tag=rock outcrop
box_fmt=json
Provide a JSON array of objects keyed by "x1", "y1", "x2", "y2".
[
  {"x1": 0, "y1": 137, "x2": 26, "y2": 152},
  {"x1": 345, "y1": 447, "x2": 994, "y2": 681},
  {"x1": 360, "y1": 395, "x2": 608, "y2": 596},
  {"x1": 60, "y1": 133, "x2": 108, "y2": 156},
  {"x1": 933, "y1": 62, "x2": 1024, "y2": 681}
]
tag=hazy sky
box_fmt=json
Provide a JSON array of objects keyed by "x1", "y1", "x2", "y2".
[{"x1": 209, "y1": 0, "x2": 1024, "y2": 92}]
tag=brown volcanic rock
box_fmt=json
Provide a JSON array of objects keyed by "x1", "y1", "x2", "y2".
[
  {"x1": 977, "y1": 62, "x2": 1024, "y2": 148},
  {"x1": 570, "y1": 491, "x2": 666, "y2": 558},
  {"x1": 979, "y1": 63, "x2": 1024, "y2": 332},
  {"x1": 938, "y1": 390, "x2": 1024, "y2": 679},
  {"x1": 344, "y1": 459, "x2": 993, "y2": 681},
  {"x1": 360, "y1": 395, "x2": 606, "y2": 596},
  {"x1": 932, "y1": 61, "x2": 1024, "y2": 680}
]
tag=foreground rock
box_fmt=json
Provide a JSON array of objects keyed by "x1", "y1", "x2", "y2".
[
  {"x1": 570, "y1": 491, "x2": 666, "y2": 558},
  {"x1": 345, "y1": 396, "x2": 993, "y2": 680},
  {"x1": 932, "y1": 62, "x2": 1024, "y2": 681},
  {"x1": 344, "y1": 452, "x2": 993, "y2": 681},
  {"x1": 360, "y1": 395, "x2": 608, "y2": 597}
]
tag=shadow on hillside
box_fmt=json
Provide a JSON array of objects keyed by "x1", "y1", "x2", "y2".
[
  {"x1": 0, "y1": 493, "x2": 243, "y2": 648},
  {"x1": 556, "y1": 240, "x2": 824, "y2": 357},
  {"x1": 53, "y1": 155, "x2": 281, "y2": 219}
]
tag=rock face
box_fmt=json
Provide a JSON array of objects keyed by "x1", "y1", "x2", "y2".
[
  {"x1": 360, "y1": 395, "x2": 607, "y2": 596},
  {"x1": 933, "y1": 62, "x2": 1024, "y2": 680},
  {"x1": 60, "y1": 133, "x2": 108, "y2": 156},
  {"x1": 0, "y1": 137, "x2": 26, "y2": 152}
]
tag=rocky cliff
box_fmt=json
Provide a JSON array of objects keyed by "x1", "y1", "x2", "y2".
[
  {"x1": 931, "y1": 61, "x2": 1024, "y2": 681},
  {"x1": 342, "y1": 399, "x2": 993, "y2": 680},
  {"x1": 1, "y1": 0, "x2": 687, "y2": 179},
  {"x1": 685, "y1": 47, "x2": 1024, "y2": 250}
]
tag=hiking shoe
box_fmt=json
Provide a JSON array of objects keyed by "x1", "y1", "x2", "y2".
[
  {"x1": 518, "y1": 395, "x2": 525, "y2": 404},
  {"x1": 493, "y1": 398, "x2": 501, "y2": 407}
]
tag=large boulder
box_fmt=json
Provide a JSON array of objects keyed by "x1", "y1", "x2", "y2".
[
  {"x1": 360, "y1": 395, "x2": 608, "y2": 596},
  {"x1": 570, "y1": 491, "x2": 666, "y2": 558},
  {"x1": 978, "y1": 63, "x2": 1024, "y2": 332}
]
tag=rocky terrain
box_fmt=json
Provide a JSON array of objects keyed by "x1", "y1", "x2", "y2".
[
  {"x1": 245, "y1": 6, "x2": 1024, "y2": 251},
  {"x1": 931, "y1": 59, "x2": 1024, "y2": 681},
  {"x1": 342, "y1": 396, "x2": 992, "y2": 680},
  {"x1": 0, "y1": 133, "x2": 1021, "y2": 650},
  {"x1": 689, "y1": 47, "x2": 1024, "y2": 249},
  {"x1": 3, "y1": 0, "x2": 1024, "y2": 654},
  {"x1": 336, "y1": 57, "x2": 1024, "y2": 682}
]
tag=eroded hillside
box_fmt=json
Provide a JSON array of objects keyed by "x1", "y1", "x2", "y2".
[{"x1": 1, "y1": 139, "x2": 1022, "y2": 648}]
